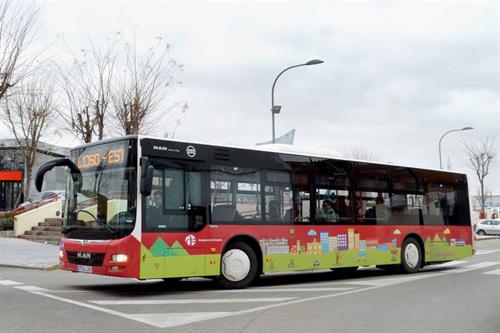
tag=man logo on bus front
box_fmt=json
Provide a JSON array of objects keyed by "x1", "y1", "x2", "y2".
[
  {"x1": 186, "y1": 145, "x2": 196, "y2": 158},
  {"x1": 185, "y1": 234, "x2": 196, "y2": 247}
]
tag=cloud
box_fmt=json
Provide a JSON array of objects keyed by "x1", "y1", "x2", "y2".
[{"x1": 307, "y1": 229, "x2": 318, "y2": 237}]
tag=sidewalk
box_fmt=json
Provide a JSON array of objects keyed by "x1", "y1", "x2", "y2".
[{"x1": 0, "y1": 237, "x2": 59, "y2": 270}]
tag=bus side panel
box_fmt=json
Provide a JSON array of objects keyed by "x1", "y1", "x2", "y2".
[
  {"x1": 137, "y1": 224, "x2": 473, "y2": 279},
  {"x1": 230, "y1": 224, "x2": 473, "y2": 273}
]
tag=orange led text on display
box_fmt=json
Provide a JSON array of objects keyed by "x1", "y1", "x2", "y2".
[{"x1": 77, "y1": 149, "x2": 125, "y2": 169}]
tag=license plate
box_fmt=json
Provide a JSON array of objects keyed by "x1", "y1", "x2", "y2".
[{"x1": 76, "y1": 265, "x2": 92, "y2": 273}]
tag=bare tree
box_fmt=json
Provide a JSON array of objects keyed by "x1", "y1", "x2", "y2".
[
  {"x1": 2, "y1": 79, "x2": 54, "y2": 198},
  {"x1": 112, "y1": 36, "x2": 186, "y2": 135},
  {"x1": 343, "y1": 146, "x2": 381, "y2": 162},
  {"x1": 0, "y1": 1, "x2": 40, "y2": 101},
  {"x1": 57, "y1": 34, "x2": 119, "y2": 143},
  {"x1": 464, "y1": 135, "x2": 497, "y2": 214}
]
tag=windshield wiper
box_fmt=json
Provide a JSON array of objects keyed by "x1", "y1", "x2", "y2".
[
  {"x1": 63, "y1": 225, "x2": 86, "y2": 233},
  {"x1": 95, "y1": 219, "x2": 117, "y2": 234}
]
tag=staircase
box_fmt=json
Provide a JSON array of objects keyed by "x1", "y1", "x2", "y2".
[{"x1": 18, "y1": 218, "x2": 63, "y2": 245}]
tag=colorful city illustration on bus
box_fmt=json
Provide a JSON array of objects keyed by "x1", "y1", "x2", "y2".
[{"x1": 139, "y1": 226, "x2": 473, "y2": 278}]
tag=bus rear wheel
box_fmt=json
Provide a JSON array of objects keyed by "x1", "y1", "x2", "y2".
[
  {"x1": 216, "y1": 242, "x2": 258, "y2": 289},
  {"x1": 401, "y1": 237, "x2": 422, "y2": 273}
]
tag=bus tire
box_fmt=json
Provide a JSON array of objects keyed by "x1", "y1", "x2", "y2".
[
  {"x1": 216, "y1": 242, "x2": 258, "y2": 289},
  {"x1": 401, "y1": 237, "x2": 422, "y2": 274}
]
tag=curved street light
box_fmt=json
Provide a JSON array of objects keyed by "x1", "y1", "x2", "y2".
[
  {"x1": 271, "y1": 59, "x2": 324, "y2": 143},
  {"x1": 438, "y1": 126, "x2": 474, "y2": 169}
]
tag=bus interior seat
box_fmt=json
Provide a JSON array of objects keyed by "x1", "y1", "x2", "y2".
[
  {"x1": 268, "y1": 200, "x2": 281, "y2": 222},
  {"x1": 212, "y1": 204, "x2": 237, "y2": 222}
]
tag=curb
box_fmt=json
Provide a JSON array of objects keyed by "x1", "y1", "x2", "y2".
[{"x1": 0, "y1": 263, "x2": 60, "y2": 271}]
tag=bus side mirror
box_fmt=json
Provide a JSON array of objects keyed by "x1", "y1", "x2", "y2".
[
  {"x1": 35, "y1": 158, "x2": 81, "y2": 192},
  {"x1": 140, "y1": 157, "x2": 154, "y2": 196}
]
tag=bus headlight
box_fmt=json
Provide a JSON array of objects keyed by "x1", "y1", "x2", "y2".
[
  {"x1": 111, "y1": 254, "x2": 128, "y2": 263},
  {"x1": 59, "y1": 250, "x2": 63, "y2": 259}
]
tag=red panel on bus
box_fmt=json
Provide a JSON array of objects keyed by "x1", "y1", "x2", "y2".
[{"x1": 0, "y1": 171, "x2": 23, "y2": 181}]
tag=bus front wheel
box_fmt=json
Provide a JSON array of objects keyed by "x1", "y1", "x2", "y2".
[
  {"x1": 401, "y1": 237, "x2": 422, "y2": 273},
  {"x1": 216, "y1": 242, "x2": 258, "y2": 289}
]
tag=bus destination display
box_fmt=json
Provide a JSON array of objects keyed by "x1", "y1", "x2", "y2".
[{"x1": 75, "y1": 142, "x2": 128, "y2": 170}]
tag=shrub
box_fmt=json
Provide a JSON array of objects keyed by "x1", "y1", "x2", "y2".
[{"x1": 0, "y1": 211, "x2": 14, "y2": 230}]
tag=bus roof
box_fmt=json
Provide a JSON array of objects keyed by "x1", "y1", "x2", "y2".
[{"x1": 70, "y1": 134, "x2": 466, "y2": 176}]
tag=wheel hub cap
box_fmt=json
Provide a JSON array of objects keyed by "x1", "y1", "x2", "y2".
[
  {"x1": 221, "y1": 249, "x2": 251, "y2": 282},
  {"x1": 405, "y1": 243, "x2": 419, "y2": 268}
]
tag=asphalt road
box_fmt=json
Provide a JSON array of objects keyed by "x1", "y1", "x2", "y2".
[{"x1": 1, "y1": 239, "x2": 499, "y2": 333}]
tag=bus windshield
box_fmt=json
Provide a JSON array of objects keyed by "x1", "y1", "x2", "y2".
[{"x1": 64, "y1": 140, "x2": 136, "y2": 240}]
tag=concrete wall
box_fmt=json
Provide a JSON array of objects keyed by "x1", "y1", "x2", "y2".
[{"x1": 14, "y1": 200, "x2": 63, "y2": 236}]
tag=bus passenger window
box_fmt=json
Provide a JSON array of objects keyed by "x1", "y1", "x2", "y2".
[
  {"x1": 294, "y1": 190, "x2": 310, "y2": 223},
  {"x1": 355, "y1": 191, "x2": 391, "y2": 225},
  {"x1": 264, "y1": 171, "x2": 292, "y2": 224},
  {"x1": 210, "y1": 167, "x2": 261, "y2": 224}
]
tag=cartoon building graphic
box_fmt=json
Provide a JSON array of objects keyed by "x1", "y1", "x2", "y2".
[
  {"x1": 337, "y1": 234, "x2": 348, "y2": 250},
  {"x1": 260, "y1": 238, "x2": 289, "y2": 254},
  {"x1": 348, "y1": 228, "x2": 355, "y2": 250},
  {"x1": 320, "y1": 232, "x2": 330, "y2": 253},
  {"x1": 354, "y1": 233, "x2": 360, "y2": 250},
  {"x1": 366, "y1": 238, "x2": 379, "y2": 249},
  {"x1": 329, "y1": 236, "x2": 338, "y2": 252},
  {"x1": 307, "y1": 239, "x2": 322, "y2": 255}
]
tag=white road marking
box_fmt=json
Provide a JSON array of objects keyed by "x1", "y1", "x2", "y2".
[
  {"x1": 128, "y1": 312, "x2": 231, "y2": 328},
  {"x1": 26, "y1": 290, "x2": 145, "y2": 323},
  {"x1": 15, "y1": 285, "x2": 48, "y2": 292},
  {"x1": 7, "y1": 258, "x2": 499, "y2": 329},
  {"x1": 90, "y1": 297, "x2": 296, "y2": 305},
  {"x1": 475, "y1": 250, "x2": 500, "y2": 255},
  {"x1": 0, "y1": 280, "x2": 22, "y2": 286},
  {"x1": 449, "y1": 261, "x2": 500, "y2": 273},
  {"x1": 217, "y1": 287, "x2": 356, "y2": 293},
  {"x1": 448, "y1": 261, "x2": 499, "y2": 274},
  {"x1": 431, "y1": 260, "x2": 468, "y2": 267},
  {"x1": 482, "y1": 269, "x2": 500, "y2": 275},
  {"x1": 344, "y1": 273, "x2": 441, "y2": 287}
]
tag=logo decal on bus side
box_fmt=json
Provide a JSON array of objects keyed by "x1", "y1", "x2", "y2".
[
  {"x1": 153, "y1": 145, "x2": 169, "y2": 151},
  {"x1": 185, "y1": 234, "x2": 197, "y2": 246},
  {"x1": 186, "y1": 145, "x2": 196, "y2": 157}
]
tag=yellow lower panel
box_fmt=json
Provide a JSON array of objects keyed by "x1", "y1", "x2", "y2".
[
  {"x1": 139, "y1": 245, "x2": 220, "y2": 279},
  {"x1": 264, "y1": 248, "x2": 400, "y2": 273}
]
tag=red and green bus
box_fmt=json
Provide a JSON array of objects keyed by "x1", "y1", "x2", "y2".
[{"x1": 35, "y1": 136, "x2": 474, "y2": 288}]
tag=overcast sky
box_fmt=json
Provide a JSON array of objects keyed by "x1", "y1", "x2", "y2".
[{"x1": 2, "y1": 0, "x2": 499, "y2": 194}]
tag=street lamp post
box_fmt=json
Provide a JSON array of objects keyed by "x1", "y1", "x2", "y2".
[
  {"x1": 271, "y1": 59, "x2": 324, "y2": 143},
  {"x1": 438, "y1": 126, "x2": 474, "y2": 169}
]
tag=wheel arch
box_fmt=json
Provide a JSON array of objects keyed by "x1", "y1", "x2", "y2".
[
  {"x1": 402, "y1": 232, "x2": 425, "y2": 267},
  {"x1": 222, "y1": 234, "x2": 263, "y2": 274}
]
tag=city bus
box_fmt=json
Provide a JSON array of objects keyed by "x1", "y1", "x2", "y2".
[{"x1": 35, "y1": 136, "x2": 473, "y2": 288}]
